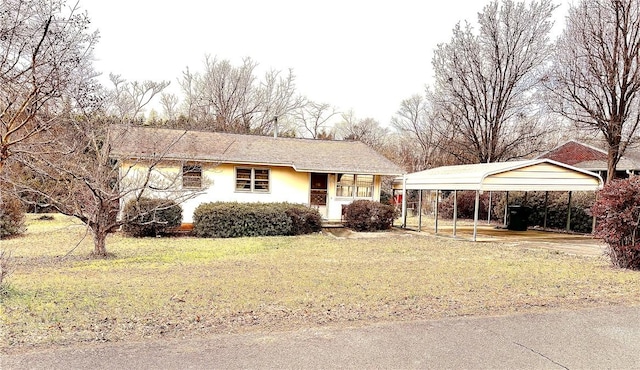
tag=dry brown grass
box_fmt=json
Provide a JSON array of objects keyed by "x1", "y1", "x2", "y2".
[{"x1": 2, "y1": 214, "x2": 639, "y2": 352}]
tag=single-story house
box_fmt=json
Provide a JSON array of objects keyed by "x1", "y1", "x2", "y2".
[
  {"x1": 538, "y1": 140, "x2": 640, "y2": 181},
  {"x1": 110, "y1": 125, "x2": 404, "y2": 224}
]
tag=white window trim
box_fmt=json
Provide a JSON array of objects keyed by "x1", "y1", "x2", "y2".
[
  {"x1": 235, "y1": 167, "x2": 271, "y2": 193},
  {"x1": 182, "y1": 163, "x2": 203, "y2": 189},
  {"x1": 336, "y1": 173, "x2": 374, "y2": 199}
]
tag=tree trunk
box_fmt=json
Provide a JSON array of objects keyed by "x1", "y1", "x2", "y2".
[
  {"x1": 91, "y1": 226, "x2": 108, "y2": 257},
  {"x1": 607, "y1": 144, "x2": 620, "y2": 184}
]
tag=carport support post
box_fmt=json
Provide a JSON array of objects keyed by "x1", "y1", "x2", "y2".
[
  {"x1": 487, "y1": 191, "x2": 492, "y2": 224},
  {"x1": 543, "y1": 191, "x2": 549, "y2": 230},
  {"x1": 391, "y1": 189, "x2": 395, "y2": 227},
  {"x1": 503, "y1": 192, "x2": 509, "y2": 227},
  {"x1": 566, "y1": 191, "x2": 573, "y2": 232},
  {"x1": 473, "y1": 190, "x2": 480, "y2": 242},
  {"x1": 402, "y1": 176, "x2": 407, "y2": 228},
  {"x1": 453, "y1": 190, "x2": 458, "y2": 238},
  {"x1": 434, "y1": 190, "x2": 439, "y2": 234},
  {"x1": 418, "y1": 190, "x2": 423, "y2": 232},
  {"x1": 592, "y1": 192, "x2": 598, "y2": 233}
]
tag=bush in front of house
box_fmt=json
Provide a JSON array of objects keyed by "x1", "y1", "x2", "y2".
[
  {"x1": 0, "y1": 195, "x2": 25, "y2": 238},
  {"x1": 280, "y1": 203, "x2": 323, "y2": 235},
  {"x1": 343, "y1": 200, "x2": 397, "y2": 232},
  {"x1": 193, "y1": 202, "x2": 322, "y2": 238},
  {"x1": 122, "y1": 198, "x2": 182, "y2": 237},
  {"x1": 591, "y1": 177, "x2": 640, "y2": 270}
]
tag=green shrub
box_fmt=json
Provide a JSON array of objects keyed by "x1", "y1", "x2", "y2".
[
  {"x1": 437, "y1": 190, "x2": 594, "y2": 232},
  {"x1": 0, "y1": 195, "x2": 25, "y2": 238},
  {"x1": 438, "y1": 191, "x2": 503, "y2": 221},
  {"x1": 591, "y1": 178, "x2": 640, "y2": 269},
  {"x1": 343, "y1": 200, "x2": 397, "y2": 232},
  {"x1": 122, "y1": 198, "x2": 182, "y2": 237},
  {"x1": 193, "y1": 202, "x2": 321, "y2": 238},
  {"x1": 505, "y1": 191, "x2": 595, "y2": 233},
  {"x1": 281, "y1": 204, "x2": 323, "y2": 235}
]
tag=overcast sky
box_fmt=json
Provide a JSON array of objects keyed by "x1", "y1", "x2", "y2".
[{"x1": 81, "y1": 0, "x2": 569, "y2": 125}]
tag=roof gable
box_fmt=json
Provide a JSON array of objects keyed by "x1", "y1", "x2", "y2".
[
  {"x1": 538, "y1": 140, "x2": 640, "y2": 171},
  {"x1": 538, "y1": 140, "x2": 606, "y2": 165},
  {"x1": 110, "y1": 125, "x2": 404, "y2": 175},
  {"x1": 395, "y1": 159, "x2": 603, "y2": 192}
]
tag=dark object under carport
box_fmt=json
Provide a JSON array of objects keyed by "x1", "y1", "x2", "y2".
[{"x1": 508, "y1": 205, "x2": 531, "y2": 231}]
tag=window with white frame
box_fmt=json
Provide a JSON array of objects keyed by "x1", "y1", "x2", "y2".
[
  {"x1": 182, "y1": 164, "x2": 202, "y2": 189},
  {"x1": 236, "y1": 167, "x2": 270, "y2": 192},
  {"x1": 336, "y1": 173, "x2": 373, "y2": 198}
]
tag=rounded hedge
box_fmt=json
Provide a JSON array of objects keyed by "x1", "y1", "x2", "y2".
[
  {"x1": 280, "y1": 203, "x2": 323, "y2": 235},
  {"x1": 343, "y1": 200, "x2": 397, "y2": 232},
  {"x1": 193, "y1": 202, "x2": 322, "y2": 238},
  {"x1": 122, "y1": 198, "x2": 182, "y2": 237}
]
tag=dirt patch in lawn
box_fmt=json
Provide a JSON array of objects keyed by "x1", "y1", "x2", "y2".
[{"x1": 322, "y1": 227, "x2": 411, "y2": 239}]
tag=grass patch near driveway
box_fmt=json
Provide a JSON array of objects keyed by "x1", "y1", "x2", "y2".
[{"x1": 2, "y1": 215, "x2": 640, "y2": 351}]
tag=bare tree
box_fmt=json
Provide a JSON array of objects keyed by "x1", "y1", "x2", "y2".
[
  {"x1": 294, "y1": 101, "x2": 339, "y2": 139},
  {"x1": 160, "y1": 92, "x2": 180, "y2": 122},
  {"x1": 431, "y1": 0, "x2": 557, "y2": 164},
  {"x1": 334, "y1": 111, "x2": 389, "y2": 151},
  {"x1": 107, "y1": 73, "x2": 170, "y2": 121},
  {"x1": 5, "y1": 79, "x2": 201, "y2": 256},
  {"x1": 10, "y1": 121, "x2": 185, "y2": 256},
  {"x1": 548, "y1": 0, "x2": 640, "y2": 183},
  {"x1": 0, "y1": 0, "x2": 98, "y2": 171},
  {"x1": 179, "y1": 56, "x2": 304, "y2": 135},
  {"x1": 185, "y1": 56, "x2": 259, "y2": 132},
  {"x1": 391, "y1": 94, "x2": 441, "y2": 171},
  {"x1": 253, "y1": 68, "x2": 307, "y2": 135}
]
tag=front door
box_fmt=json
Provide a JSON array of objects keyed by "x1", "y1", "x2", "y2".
[{"x1": 310, "y1": 173, "x2": 328, "y2": 219}]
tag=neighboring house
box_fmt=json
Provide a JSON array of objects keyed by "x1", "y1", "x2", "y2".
[
  {"x1": 110, "y1": 125, "x2": 404, "y2": 224},
  {"x1": 538, "y1": 140, "x2": 640, "y2": 181}
]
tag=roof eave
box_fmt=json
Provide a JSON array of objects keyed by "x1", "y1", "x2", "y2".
[{"x1": 115, "y1": 155, "x2": 403, "y2": 175}]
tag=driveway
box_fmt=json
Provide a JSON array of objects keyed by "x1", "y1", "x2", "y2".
[
  {"x1": 328, "y1": 224, "x2": 607, "y2": 257},
  {"x1": 4, "y1": 305, "x2": 639, "y2": 369}
]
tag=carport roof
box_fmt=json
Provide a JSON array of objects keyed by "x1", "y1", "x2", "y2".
[{"x1": 393, "y1": 159, "x2": 603, "y2": 192}]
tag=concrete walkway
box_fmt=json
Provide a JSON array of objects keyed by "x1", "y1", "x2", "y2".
[{"x1": 4, "y1": 305, "x2": 640, "y2": 369}]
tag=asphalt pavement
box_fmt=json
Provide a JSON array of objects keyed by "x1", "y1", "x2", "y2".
[{"x1": 3, "y1": 305, "x2": 640, "y2": 369}]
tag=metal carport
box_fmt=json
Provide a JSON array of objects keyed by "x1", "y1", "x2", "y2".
[{"x1": 392, "y1": 159, "x2": 604, "y2": 241}]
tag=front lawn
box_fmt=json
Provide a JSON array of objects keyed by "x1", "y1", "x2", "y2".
[{"x1": 2, "y1": 214, "x2": 639, "y2": 351}]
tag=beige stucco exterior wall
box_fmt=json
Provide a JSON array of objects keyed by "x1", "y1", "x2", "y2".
[
  {"x1": 119, "y1": 159, "x2": 182, "y2": 202},
  {"x1": 177, "y1": 164, "x2": 310, "y2": 223},
  {"x1": 120, "y1": 160, "x2": 311, "y2": 223},
  {"x1": 119, "y1": 159, "x2": 384, "y2": 224}
]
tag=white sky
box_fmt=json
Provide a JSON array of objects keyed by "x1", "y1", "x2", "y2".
[{"x1": 80, "y1": 0, "x2": 569, "y2": 125}]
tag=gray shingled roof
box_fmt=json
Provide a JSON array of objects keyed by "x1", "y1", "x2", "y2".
[{"x1": 110, "y1": 125, "x2": 404, "y2": 175}]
